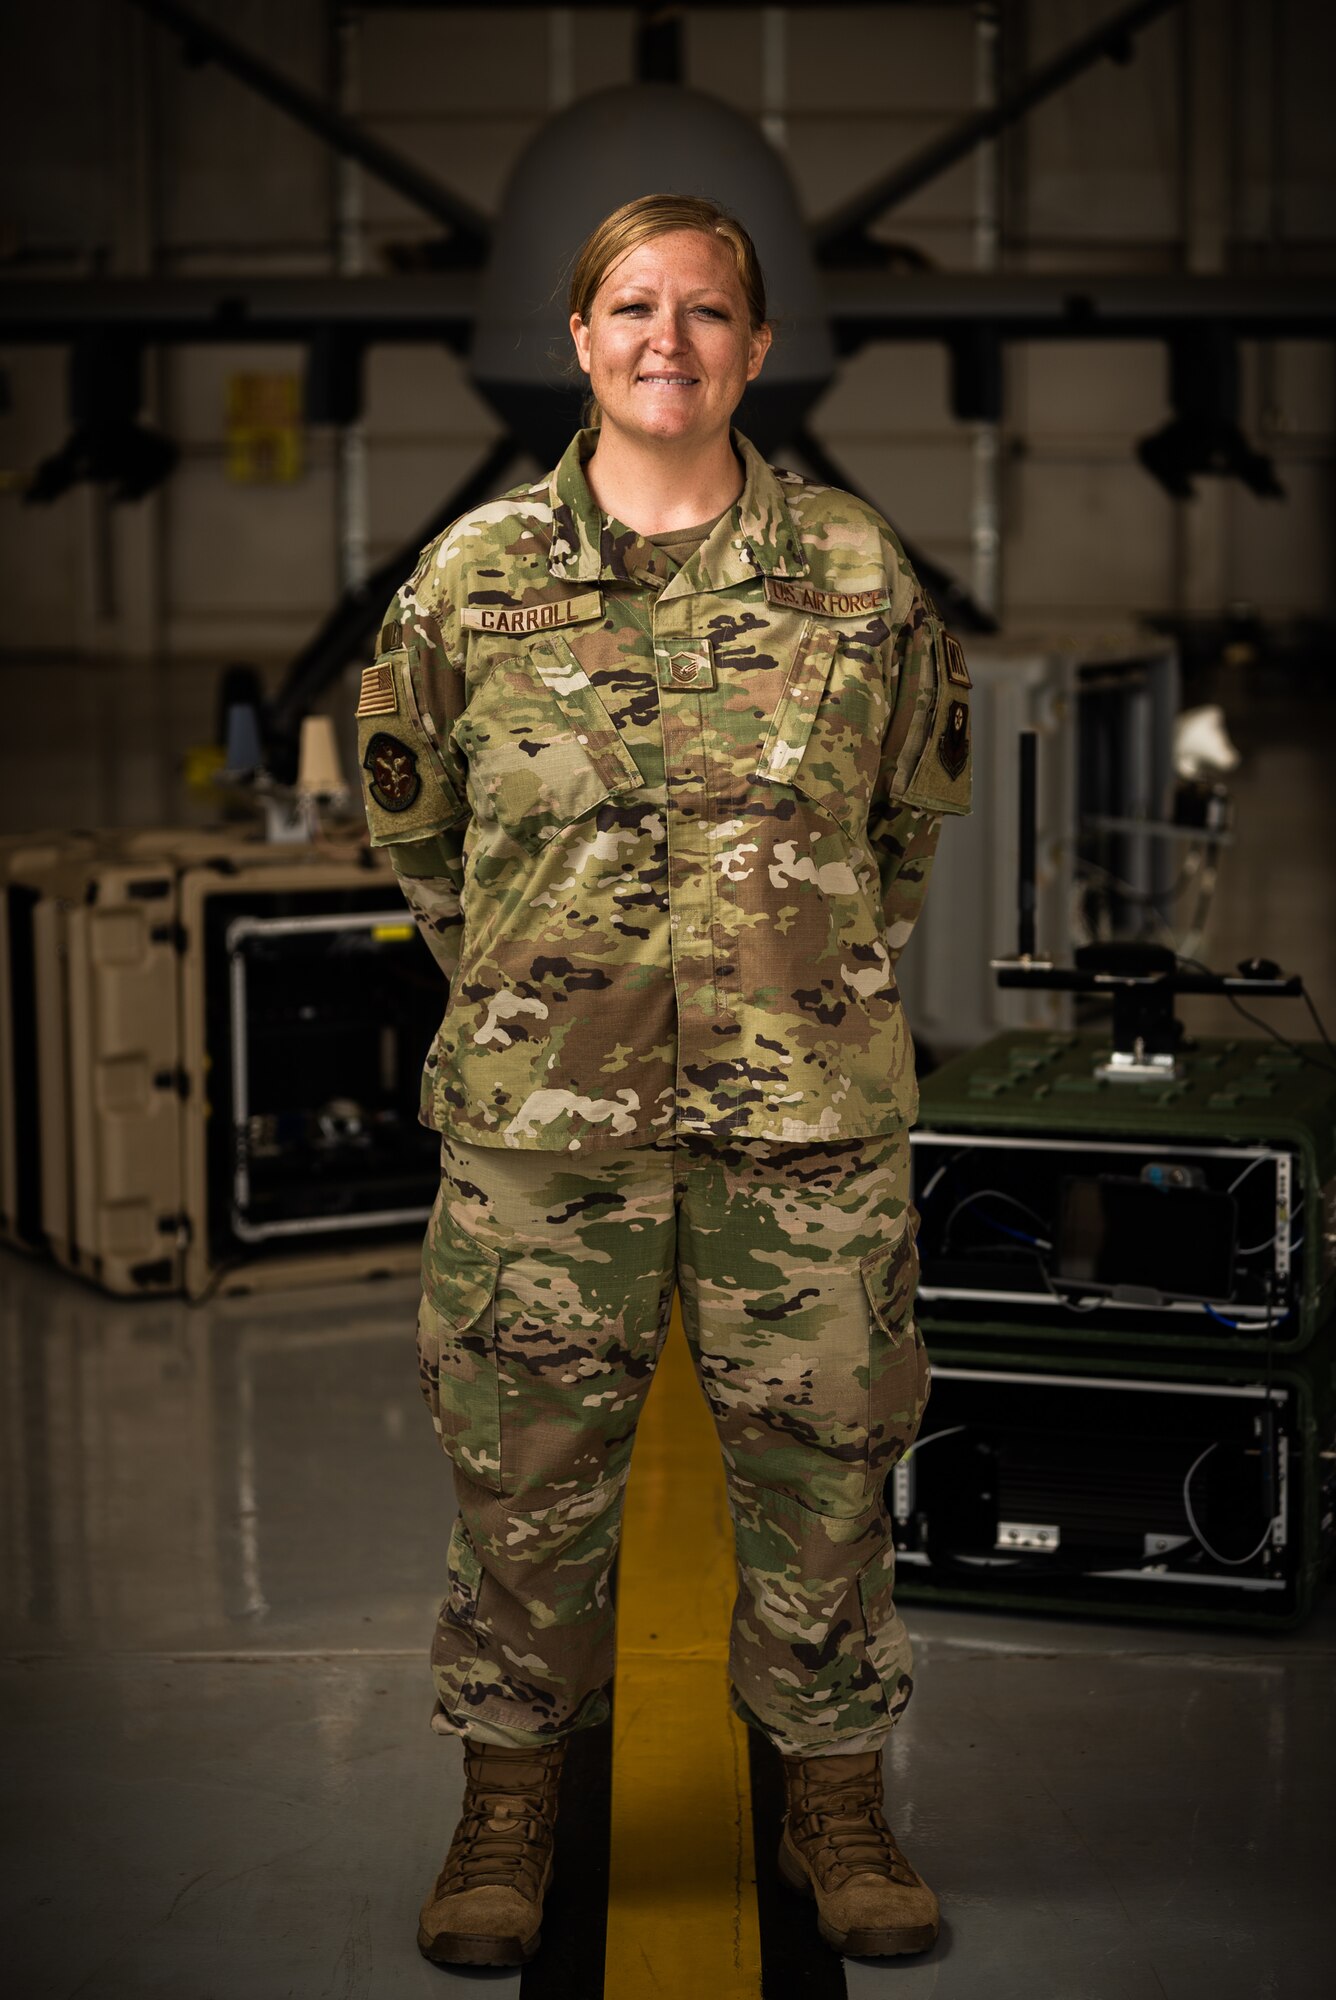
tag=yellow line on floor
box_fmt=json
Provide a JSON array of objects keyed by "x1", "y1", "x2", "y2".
[{"x1": 604, "y1": 1304, "x2": 764, "y2": 1998}]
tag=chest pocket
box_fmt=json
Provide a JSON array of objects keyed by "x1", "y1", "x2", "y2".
[
  {"x1": 753, "y1": 619, "x2": 889, "y2": 839},
  {"x1": 454, "y1": 635, "x2": 643, "y2": 854}
]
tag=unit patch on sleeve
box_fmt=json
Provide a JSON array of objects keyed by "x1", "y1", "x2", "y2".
[
  {"x1": 362, "y1": 732, "x2": 421, "y2": 813},
  {"x1": 356, "y1": 661, "x2": 399, "y2": 717},
  {"x1": 937, "y1": 699, "x2": 970, "y2": 780},
  {"x1": 764, "y1": 577, "x2": 890, "y2": 618}
]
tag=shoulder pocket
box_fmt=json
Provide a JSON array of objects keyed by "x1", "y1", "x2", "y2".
[
  {"x1": 900, "y1": 628, "x2": 972, "y2": 816},
  {"x1": 356, "y1": 649, "x2": 468, "y2": 846},
  {"x1": 756, "y1": 618, "x2": 836, "y2": 781},
  {"x1": 754, "y1": 619, "x2": 883, "y2": 837}
]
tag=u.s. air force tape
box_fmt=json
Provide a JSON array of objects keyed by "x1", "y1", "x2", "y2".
[{"x1": 764, "y1": 577, "x2": 890, "y2": 617}]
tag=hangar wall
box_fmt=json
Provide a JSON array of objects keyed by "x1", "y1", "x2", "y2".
[{"x1": 1, "y1": 0, "x2": 1334, "y2": 834}]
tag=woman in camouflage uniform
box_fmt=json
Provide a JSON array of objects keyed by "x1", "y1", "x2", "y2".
[{"x1": 355, "y1": 193, "x2": 970, "y2": 1968}]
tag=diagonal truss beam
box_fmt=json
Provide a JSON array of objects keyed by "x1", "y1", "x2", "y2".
[
  {"x1": 812, "y1": 0, "x2": 1183, "y2": 266},
  {"x1": 266, "y1": 433, "x2": 526, "y2": 761},
  {"x1": 126, "y1": 0, "x2": 492, "y2": 263}
]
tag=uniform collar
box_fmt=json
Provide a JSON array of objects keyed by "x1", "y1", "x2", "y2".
[{"x1": 545, "y1": 426, "x2": 808, "y2": 589}]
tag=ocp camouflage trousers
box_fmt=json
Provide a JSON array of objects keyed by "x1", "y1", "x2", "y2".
[{"x1": 418, "y1": 1127, "x2": 929, "y2": 1758}]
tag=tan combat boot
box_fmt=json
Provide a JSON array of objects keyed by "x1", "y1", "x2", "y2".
[
  {"x1": 778, "y1": 1749, "x2": 939, "y2": 1957},
  {"x1": 417, "y1": 1739, "x2": 565, "y2": 1966}
]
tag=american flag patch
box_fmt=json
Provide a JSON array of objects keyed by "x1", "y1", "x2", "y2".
[{"x1": 356, "y1": 662, "x2": 398, "y2": 717}]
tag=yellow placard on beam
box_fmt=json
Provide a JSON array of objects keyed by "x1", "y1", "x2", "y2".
[{"x1": 226, "y1": 372, "x2": 303, "y2": 484}]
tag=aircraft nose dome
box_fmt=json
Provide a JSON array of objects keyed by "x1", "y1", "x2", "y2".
[{"x1": 471, "y1": 83, "x2": 834, "y2": 461}]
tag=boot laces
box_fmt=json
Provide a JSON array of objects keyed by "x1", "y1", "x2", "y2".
[
  {"x1": 793, "y1": 1770, "x2": 914, "y2": 1889},
  {"x1": 440, "y1": 1751, "x2": 561, "y2": 1896},
  {"x1": 444, "y1": 1790, "x2": 550, "y2": 1893}
]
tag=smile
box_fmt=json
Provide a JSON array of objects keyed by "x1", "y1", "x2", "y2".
[{"x1": 638, "y1": 375, "x2": 698, "y2": 387}]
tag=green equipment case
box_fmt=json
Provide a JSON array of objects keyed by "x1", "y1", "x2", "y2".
[
  {"x1": 912, "y1": 1030, "x2": 1336, "y2": 1354},
  {"x1": 897, "y1": 1327, "x2": 1336, "y2": 1629}
]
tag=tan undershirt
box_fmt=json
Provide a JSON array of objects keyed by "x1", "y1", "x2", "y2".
[{"x1": 645, "y1": 507, "x2": 730, "y2": 570}]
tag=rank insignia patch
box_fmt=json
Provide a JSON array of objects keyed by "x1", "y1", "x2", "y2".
[
  {"x1": 356, "y1": 662, "x2": 399, "y2": 717},
  {"x1": 363, "y1": 732, "x2": 421, "y2": 813},
  {"x1": 943, "y1": 633, "x2": 971, "y2": 687},
  {"x1": 937, "y1": 699, "x2": 970, "y2": 780}
]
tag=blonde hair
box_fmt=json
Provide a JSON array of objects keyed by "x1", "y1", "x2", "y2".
[{"x1": 568, "y1": 194, "x2": 768, "y2": 425}]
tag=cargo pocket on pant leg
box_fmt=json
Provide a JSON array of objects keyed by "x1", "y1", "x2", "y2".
[
  {"x1": 418, "y1": 1200, "x2": 504, "y2": 1495},
  {"x1": 859, "y1": 1210, "x2": 931, "y2": 1483},
  {"x1": 431, "y1": 1514, "x2": 485, "y2": 1734},
  {"x1": 442, "y1": 1512, "x2": 482, "y2": 1630},
  {"x1": 857, "y1": 1539, "x2": 915, "y2": 1729}
]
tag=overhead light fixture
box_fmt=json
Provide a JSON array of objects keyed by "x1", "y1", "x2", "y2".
[
  {"x1": 1137, "y1": 329, "x2": 1283, "y2": 500},
  {"x1": 24, "y1": 334, "x2": 179, "y2": 503}
]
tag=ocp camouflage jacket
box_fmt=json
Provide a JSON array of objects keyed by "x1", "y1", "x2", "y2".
[{"x1": 355, "y1": 427, "x2": 971, "y2": 1152}]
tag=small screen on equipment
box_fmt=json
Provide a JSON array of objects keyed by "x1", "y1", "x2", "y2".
[{"x1": 1056, "y1": 1176, "x2": 1237, "y2": 1303}]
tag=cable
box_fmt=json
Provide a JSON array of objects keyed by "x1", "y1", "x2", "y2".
[
  {"x1": 980, "y1": 1213, "x2": 1052, "y2": 1249},
  {"x1": 941, "y1": 1188, "x2": 1052, "y2": 1248},
  {"x1": 1235, "y1": 1231, "x2": 1302, "y2": 1258},
  {"x1": 901, "y1": 1423, "x2": 969, "y2": 1462},
  {"x1": 918, "y1": 1148, "x2": 972, "y2": 1205},
  {"x1": 1200, "y1": 1300, "x2": 1293, "y2": 1333},
  {"x1": 944, "y1": 1236, "x2": 1102, "y2": 1312},
  {"x1": 1227, "y1": 1156, "x2": 1294, "y2": 1257},
  {"x1": 1174, "y1": 954, "x2": 1336, "y2": 1078},
  {"x1": 1221, "y1": 993, "x2": 1336, "y2": 1077},
  {"x1": 1033, "y1": 1256, "x2": 1101, "y2": 1313},
  {"x1": 1181, "y1": 1443, "x2": 1274, "y2": 1567},
  {"x1": 1227, "y1": 1155, "x2": 1271, "y2": 1196}
]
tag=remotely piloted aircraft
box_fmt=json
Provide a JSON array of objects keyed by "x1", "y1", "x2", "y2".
[{"x1": 5, "y1": 0, "x2": 1336, "y2": 768}]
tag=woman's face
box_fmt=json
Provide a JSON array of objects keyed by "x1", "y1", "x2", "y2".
[{"x1": 569, "y1": 228, "x2": 771, "y2": 453}]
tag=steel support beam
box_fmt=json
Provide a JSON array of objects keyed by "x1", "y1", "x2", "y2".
[
  {"x1": 0, "y1": 276, "x2": 479, "y2": 347},
  {"x1": 7, "y1": 273, "x2": 1335, "y2": 352}
]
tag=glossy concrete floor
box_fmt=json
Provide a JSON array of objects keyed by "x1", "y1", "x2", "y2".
[
  {"x1": 3, "y1": 1250, "x2": 1333, "y2": 2000},
  {"x1": 6, "y1": 656, "x2": 1336, "y2": 1996}
]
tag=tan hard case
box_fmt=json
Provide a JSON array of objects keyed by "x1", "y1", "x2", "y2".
[
  {"x1": 10, "y1": 825, "x2": 425, "y2": 1299},
  {"x1": 1, "y1": 831, "x2": 100, "y2": 1251}
]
